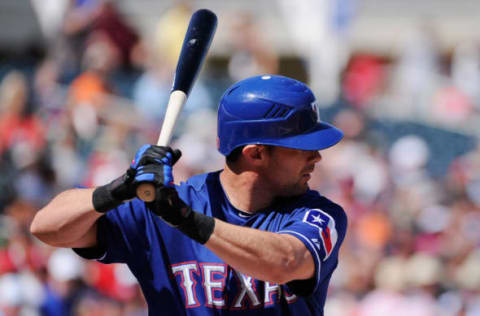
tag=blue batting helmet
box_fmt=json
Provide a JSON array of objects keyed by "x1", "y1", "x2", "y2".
[{"x1": 217, "y1": 75, "x2": 344, "y2": 156}]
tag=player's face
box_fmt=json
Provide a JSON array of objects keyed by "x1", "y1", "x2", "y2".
[{"x1": 261, "y1": 146, "x2": 322, "y2": 197}]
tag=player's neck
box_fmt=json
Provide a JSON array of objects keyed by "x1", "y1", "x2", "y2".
[{"x1": 219, "y1": 166, "x2": 275, "y2": 214}]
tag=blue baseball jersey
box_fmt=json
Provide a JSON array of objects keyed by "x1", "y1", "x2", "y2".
[{"x1": 74, "y1": 171, "x2": 347, "y2": 315}]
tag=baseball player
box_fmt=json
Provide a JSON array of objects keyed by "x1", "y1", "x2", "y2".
[{"x1": 31, "y1": 75, "x2": 347, "y2": 315}]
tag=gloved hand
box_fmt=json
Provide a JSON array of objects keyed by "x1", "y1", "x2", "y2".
[
  {"x1": 146, "y1": 186, "x2": 215, "y2": 244},
  {"x1": 92, "y1": 145, "x2": 181, "y2": 213},
  {"x1": 131, "y1": 145, "x2": 182, "y2": 188}
]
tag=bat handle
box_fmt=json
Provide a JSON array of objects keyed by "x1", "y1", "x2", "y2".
[{"x1": 135, "y1": 91, "x2": 188, "y2": 202}]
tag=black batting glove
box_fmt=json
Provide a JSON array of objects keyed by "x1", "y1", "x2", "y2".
[
  {"x1": 146, "y1": 186, "x2": 215, "y2": 244},
  {"x1": 92, "y1": 145, "x2": 182, "y2": 213},
  {"x1": 131, "y1": 145, "x2": 182, "y2": 188}
]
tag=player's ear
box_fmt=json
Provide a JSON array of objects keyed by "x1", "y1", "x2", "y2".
[{"x1": 242, "y1": 145, "x2": 269, "y2": 165}]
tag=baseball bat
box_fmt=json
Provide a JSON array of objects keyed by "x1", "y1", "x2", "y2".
[{"x1": 136, "y1": 9, "x2": 217, "y2": 202}]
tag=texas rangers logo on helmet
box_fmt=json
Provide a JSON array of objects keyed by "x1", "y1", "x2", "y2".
[
  {"x1": 303, "y1": 209, "x2": 338, "y2": 260},
  {"x1": 311, "y1": 101, "x2": 320, "y2": 122}
]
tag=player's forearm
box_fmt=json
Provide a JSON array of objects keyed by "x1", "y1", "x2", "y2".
[
  {"x1": 30, "y1": 188, "x2": 102, "y2": 247},
  {"x1": 205, "y1": 219, "x2": 313, "y2": 284}
]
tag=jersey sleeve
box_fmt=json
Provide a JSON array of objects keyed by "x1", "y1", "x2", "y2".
[
  {"x1": 73, "y1": 199, "x2": 152, "y2": 265},
  {"x1": 73, "y1": 180, "x2": 200, "y2": 265},
  {"x1": 277, "y1": 201, "x2": 347, "y2": 295}
]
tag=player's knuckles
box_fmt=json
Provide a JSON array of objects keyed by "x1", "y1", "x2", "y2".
[
  {"x1": 137, "y1": 155, "x2": 165, "y2": 167},
  {"x1": 172, "y1": 149, "x2": 182, "y2": 163},
  {"x1": 141, "y1": 164, "x2": 163, "y2": 173},
  {"x1": 133, "y1": 173, "x2": 156, "y2": 183},
  {"x1": 147, "y1": 146, "x2": 169, "y2": 156},
  {"x1": 134, "y1": 155, "x2": 151, "y2": 167},
  {"x1": 151, "y1": 146, "x2": 181, "y2": 162},
  {"x1": 133, "y1": 145, "x2": 151, "y2": 163},
  {"x1": 138, "y1": 168, "x2": 165, "y2": 184},
  {"x1": 146, "y1": 147, "x2": 181, "y2": 166}
]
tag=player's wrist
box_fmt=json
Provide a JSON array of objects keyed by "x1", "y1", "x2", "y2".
[
  {"x1": 92, "y1": 172, "x2": 135, "y2": 213},
  {"x1": 177, "y1": 207, "x2": 215, "y2": 244},
  {"x1": 92, "y1": 184, "x2": 121, "y2": 213}
]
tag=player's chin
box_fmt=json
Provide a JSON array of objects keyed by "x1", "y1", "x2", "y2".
[{"x1": 289, "y1": 182, "x2": 309, "y2": 196}]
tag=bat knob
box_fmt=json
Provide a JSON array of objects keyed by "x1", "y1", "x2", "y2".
[{"x1": 136, "y1": 183, "x2": 156, "y2": 202}]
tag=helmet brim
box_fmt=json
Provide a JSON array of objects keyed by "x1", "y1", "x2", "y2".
[{"x1": 251, "y1": 122, "x2": 343, "y2": 151}]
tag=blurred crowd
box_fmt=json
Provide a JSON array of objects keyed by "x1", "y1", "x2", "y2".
[{"x1": 0, "y1": 1, "x2": 479, "y2": 315}]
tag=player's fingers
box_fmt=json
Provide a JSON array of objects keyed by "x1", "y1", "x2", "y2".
[
  {"x1": 131, "y1": 144, "x2": 152, "y2": 168},
  {"x1": 141, "y1": 146, "x2": 169, "y2": 162},
  {"x1": 136, "y1": 154, "x2": 164, "y2": 166},
  {"x1": 171, "y1": 149, "x2": 182, "y2": 165},
  {"x1": 133, "y1": 165, "x2": 164, "y2": 185},
  {"x1": 149, "y1": 146, "x2": 182, "y2": 165},
  {"x1": 145, "y1": 146, "x2": 171, "y2": 158},
  {"x1": 137, "y1": 148, "x2": 182, "y2": 167}
]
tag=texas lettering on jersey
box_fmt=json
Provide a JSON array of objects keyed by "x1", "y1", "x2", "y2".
[
  {"x1": 74, "y1": 172, "x2": 347, "y2": 315},
  {"x1": 171, "y1": 261, "x2": 298, "y2": 310}
]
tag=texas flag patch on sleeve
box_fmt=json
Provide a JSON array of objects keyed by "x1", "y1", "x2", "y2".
[{"x1": 303, "y1": 209, "x2": 338, "y2": 260}]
